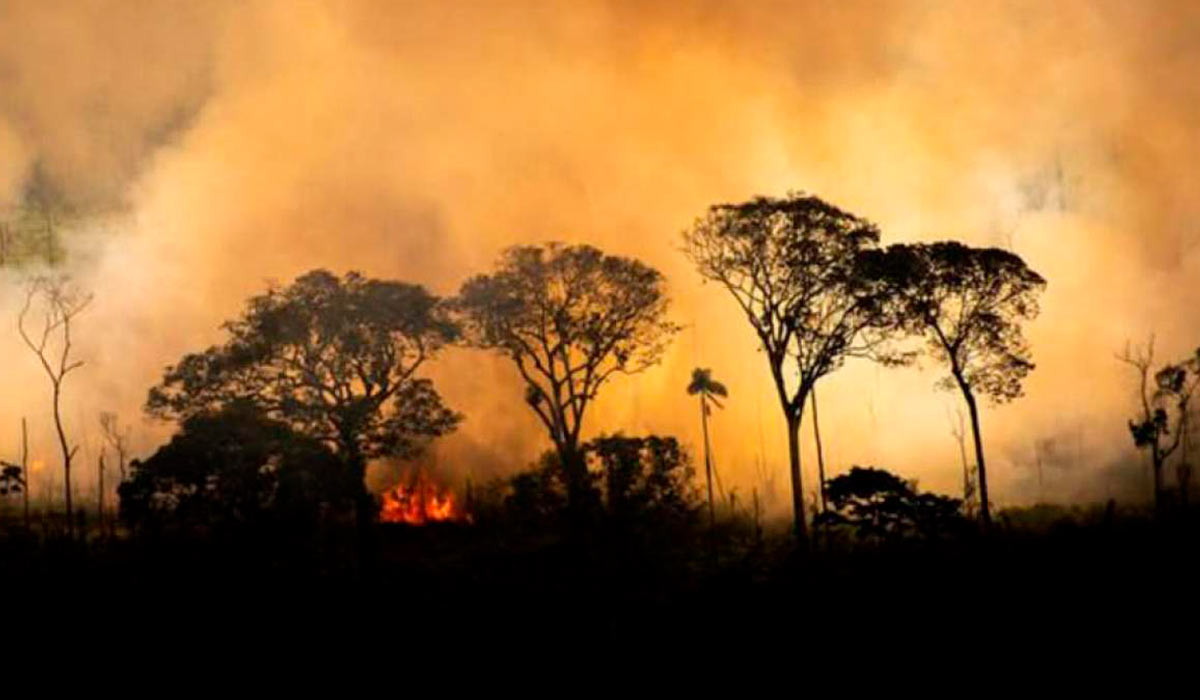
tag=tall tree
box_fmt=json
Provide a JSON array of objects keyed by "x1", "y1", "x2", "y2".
[
  {"x1": 1117, "y1": 337, "x2": 1200, "y2": 513},
  {"x1": 872, "y1": 242, "x2": 1046, "y2": 528},
  {"x1": 684, "y1": 194, "x2": 898, "y2": 539},
  {"x1": 17, "y1": 275, "x2": 92, "y2": 536},
  {"x1": 146, "y1": 270, "x2": 460, "y2": 526},
  {"x1": 687, "y1": 367, "x2": 728, "y2": 526},
  {"x1": 455, "y1": 243, "x2": 679, "y2": 513}
]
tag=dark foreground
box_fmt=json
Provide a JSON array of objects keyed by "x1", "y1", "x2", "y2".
[{"x1": 1, "y1": 506, "x2": 1196, "y2": 658}]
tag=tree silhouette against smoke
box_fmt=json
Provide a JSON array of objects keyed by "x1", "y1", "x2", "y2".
[
  {"x1": 17, "y1": 275, "x2": 92, "y2": 536},
  {"x1": 146, "y1": 270, "x2": 461, "y2": 528},
  {"x1": 120, "y1": 404, "x2": 347, "y2": 532},
  {"x1": 687, "y1": 367, "x2": 727, "y2": 527},
  {"x1": 684, "y1": 194, "x2": 900, "y2": 540},
  {"x1": 455, "y1": 243, "x2": 679, "y2": 515},
  {"x1": 1117, "y1": 337, "x2": 1200, "y2": 513},
  {"x1": 816, "y1": 466, "x2": 964, "y2": 542},
  {"x1": 870, "y1": 242, "x2": 1045, "y2": 529}
]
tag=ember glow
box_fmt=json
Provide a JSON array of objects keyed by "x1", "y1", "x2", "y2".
[{"x1": 378, "y1": 473, "x2": 465, "y2": 525}]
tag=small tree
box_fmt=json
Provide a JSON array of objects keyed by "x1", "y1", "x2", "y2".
[
  {"x1": 816, "y1": 466, "x2": 965, "y2": 542},
  {"x1": 684, "y1": 193, "x2": 900, "y2": 539},
  {"x1": 1118, "y1": 337, "x2": 1200, "y2": 512},
  {"x1": 687, "y1": 367, "x2": 727, "y2": 526},
  {"x1": 120, "y1": 404, "x2": 347, "y2": 532},
  {"x1": 17, "y1": 275, "x2": 92, "y2": 535},
  {"x1": 873, "y1": 242, "x2": 1045, "y2": 529},
  {"x1": 456, "y1": 243, "x2": 679, "y2": 514},
  {"x1": 147, "y1": 270, "x2": 460, "y2": 529}
]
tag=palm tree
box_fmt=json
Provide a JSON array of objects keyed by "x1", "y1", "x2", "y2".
[{"x1": 688, "y1": 368, "x2": 728, "y2": 525}]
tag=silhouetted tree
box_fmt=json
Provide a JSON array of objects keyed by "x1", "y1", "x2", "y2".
[
  {"x1": 456, "y1": 243, "x2": 679, "y2": 514},
  {"x1": 588, "y1": 434, "x2": 700, "y2": 527},
  {"x1": 146, "y1": 270, "x2": 460, "y2": 530},
  {"x1": 503, "y1": 434, "x2": 699, "y2": 531},
  {"x1": 687, "y1": 367, "x2": 727, "y2": 526},
  {"x1": 684, "y1": 193, "x2": 899, "y2": 539},
  {"x1": 872, "y1": 242, "x2": 1045, "y2": 529},
  {"x1": 120, "y1": 404, "x2": 348, "y2": 532},
  {"x1": 0, "y1": 463, "x2": 24, "y2": 498},
  {"x1": 1118, "y1": 337, "x2": 1200, "y2": 512},
  {"x1": 816, "y1": 466, "x2": 964, "y2": 541},
  {"x1": 17, "y1": 275, "x2": 92, "y2": 535}
]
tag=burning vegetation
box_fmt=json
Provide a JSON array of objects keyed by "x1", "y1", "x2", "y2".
[{"x1": 378, "y1": 472, "x2": 467, "y2": 525}]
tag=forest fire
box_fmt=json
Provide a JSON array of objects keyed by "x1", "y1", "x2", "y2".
[{"x1": 378, "y1": 473, "x2": 466, "y2": 525}]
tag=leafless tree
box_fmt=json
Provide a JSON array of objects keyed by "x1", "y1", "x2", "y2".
[
  {"x1": 17, "y1": 275, "x2": 92, "y2": 535},
  {"x1": 99, "y1": 412, "x2": 131, "y2": 482}
]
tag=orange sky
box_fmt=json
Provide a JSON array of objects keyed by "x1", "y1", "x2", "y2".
[{"x1": 4, "y1": 0, "x2": 1200, "y2": 510}]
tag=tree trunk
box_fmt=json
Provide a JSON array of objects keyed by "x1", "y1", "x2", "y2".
[
  {"x1": 700, "y1": 394, "x2": 715, "y2": 528},
  {"x1": 1152, "y1": 452, "x2": 1163, "y2": 514},
  {"x1": 963, "y1": 389, "x2": 991, "y2": 529},
  {"x1": 21, "y1": 417, "x2": 29, "y2": 531},
  {"x1": 341, "y1": 440, "x2": 376, "y2": 574},
  {"x1": 52, "y1": 383, "x2": 73, "y2": 537},
  {"x1": 97, "y1": 452, "x2": 105, "y2": 537},
  {"x1": 786, "y1": 410, "x2": 808, "y2": 542},
  {"x1": 557, "y1": 440, "x2": 592, "y2": 522},
  {"x1": 811, "y1": 386, "x2": 827, "y2": 516}
]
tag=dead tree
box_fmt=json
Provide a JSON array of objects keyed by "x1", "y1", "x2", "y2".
[
  {"x1": 17, "y1": 276, "x2": 92, "y2": 536},
  {"x1": 99, "y1": 412, "x2": 131, "y2": 482}
]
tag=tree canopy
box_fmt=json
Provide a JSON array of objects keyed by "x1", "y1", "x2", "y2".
[
  {"x1": 146, "y1": 269, "x2": 461, "y2": 496},
  {"x1": 455, "y1": 243, "x2": 679, "y2": 507},
  {"x1": 873, "y1": 242, "x2": 1045, "y2": 403}
]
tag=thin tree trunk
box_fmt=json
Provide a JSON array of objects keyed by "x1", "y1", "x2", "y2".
[
  {"x1": 811, "y1": 386, "x2": 827, "y2": 516},
  {"x1": 1152, "y1": 452, "x2": 1163, "y2": 514},
  {"x1": 97, "y1": 451, "x2": 105, "y2": 537},
  {"x1": 963, "y1": 390, "x2": 991, "y2": 529},
  {"x1": 700, "y1": 394, "x2": 715, "y2": 527},
  {"x1": 21, "y1": 417, "x2": 29, "y2": 531},
  {"x1": 786, "y1": 410, "x2": 807, "y2": 542},
  {"x1": 52, "y1": 382, "x2": 74, "y2": 538}
]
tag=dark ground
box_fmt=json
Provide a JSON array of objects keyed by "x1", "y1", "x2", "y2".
[{"x1": 1, "y1": 506, "x2": 1196, "y2": 660}]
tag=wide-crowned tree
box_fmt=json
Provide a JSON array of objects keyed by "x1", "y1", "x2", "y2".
[
  {"x1": 455, "y1": 243, "x2": 679, "y2": 513},
  {"x1": 146, "y1": 269, "x2": 461, "y2": 521},
  {"x1": 870, "y1": 242, "x2": 1046, "y2": 528},
  {"x1": 684, "y1": 194, "x2": 899, "y2": 539}
]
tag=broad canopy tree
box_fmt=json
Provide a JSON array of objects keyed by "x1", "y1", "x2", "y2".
[
  {"x1": 684, "y1": 194, "x2": 899, "y2": 539},
  {"x1": 455, "y1": 243, "x2": 679, "y2": 512},
  {"x1": 147, "y1": 269, "x2": 461, "y2": 519},
  {"x1": 870, "y1": 242, "x2": 1046, "y2": 528}
]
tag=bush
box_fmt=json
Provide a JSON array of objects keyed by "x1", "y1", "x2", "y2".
[
  {"x1": 815, "y1": 466, "x2": 967, "y2": 542},
  {"x1": 119, "y1": 404, "x2": 352, "y2": 534},
  {"x1": 500, "y1": 434, "x2": 701, "y2": 531}
]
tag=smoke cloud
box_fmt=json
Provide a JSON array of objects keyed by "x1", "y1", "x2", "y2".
[{"x1": 3, "y1": 0, "x2": 1200, "y2": 510}]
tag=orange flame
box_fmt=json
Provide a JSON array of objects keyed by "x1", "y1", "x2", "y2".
[{"x1": 378, "y1": 473, "x2": 465, "y2": 525}]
